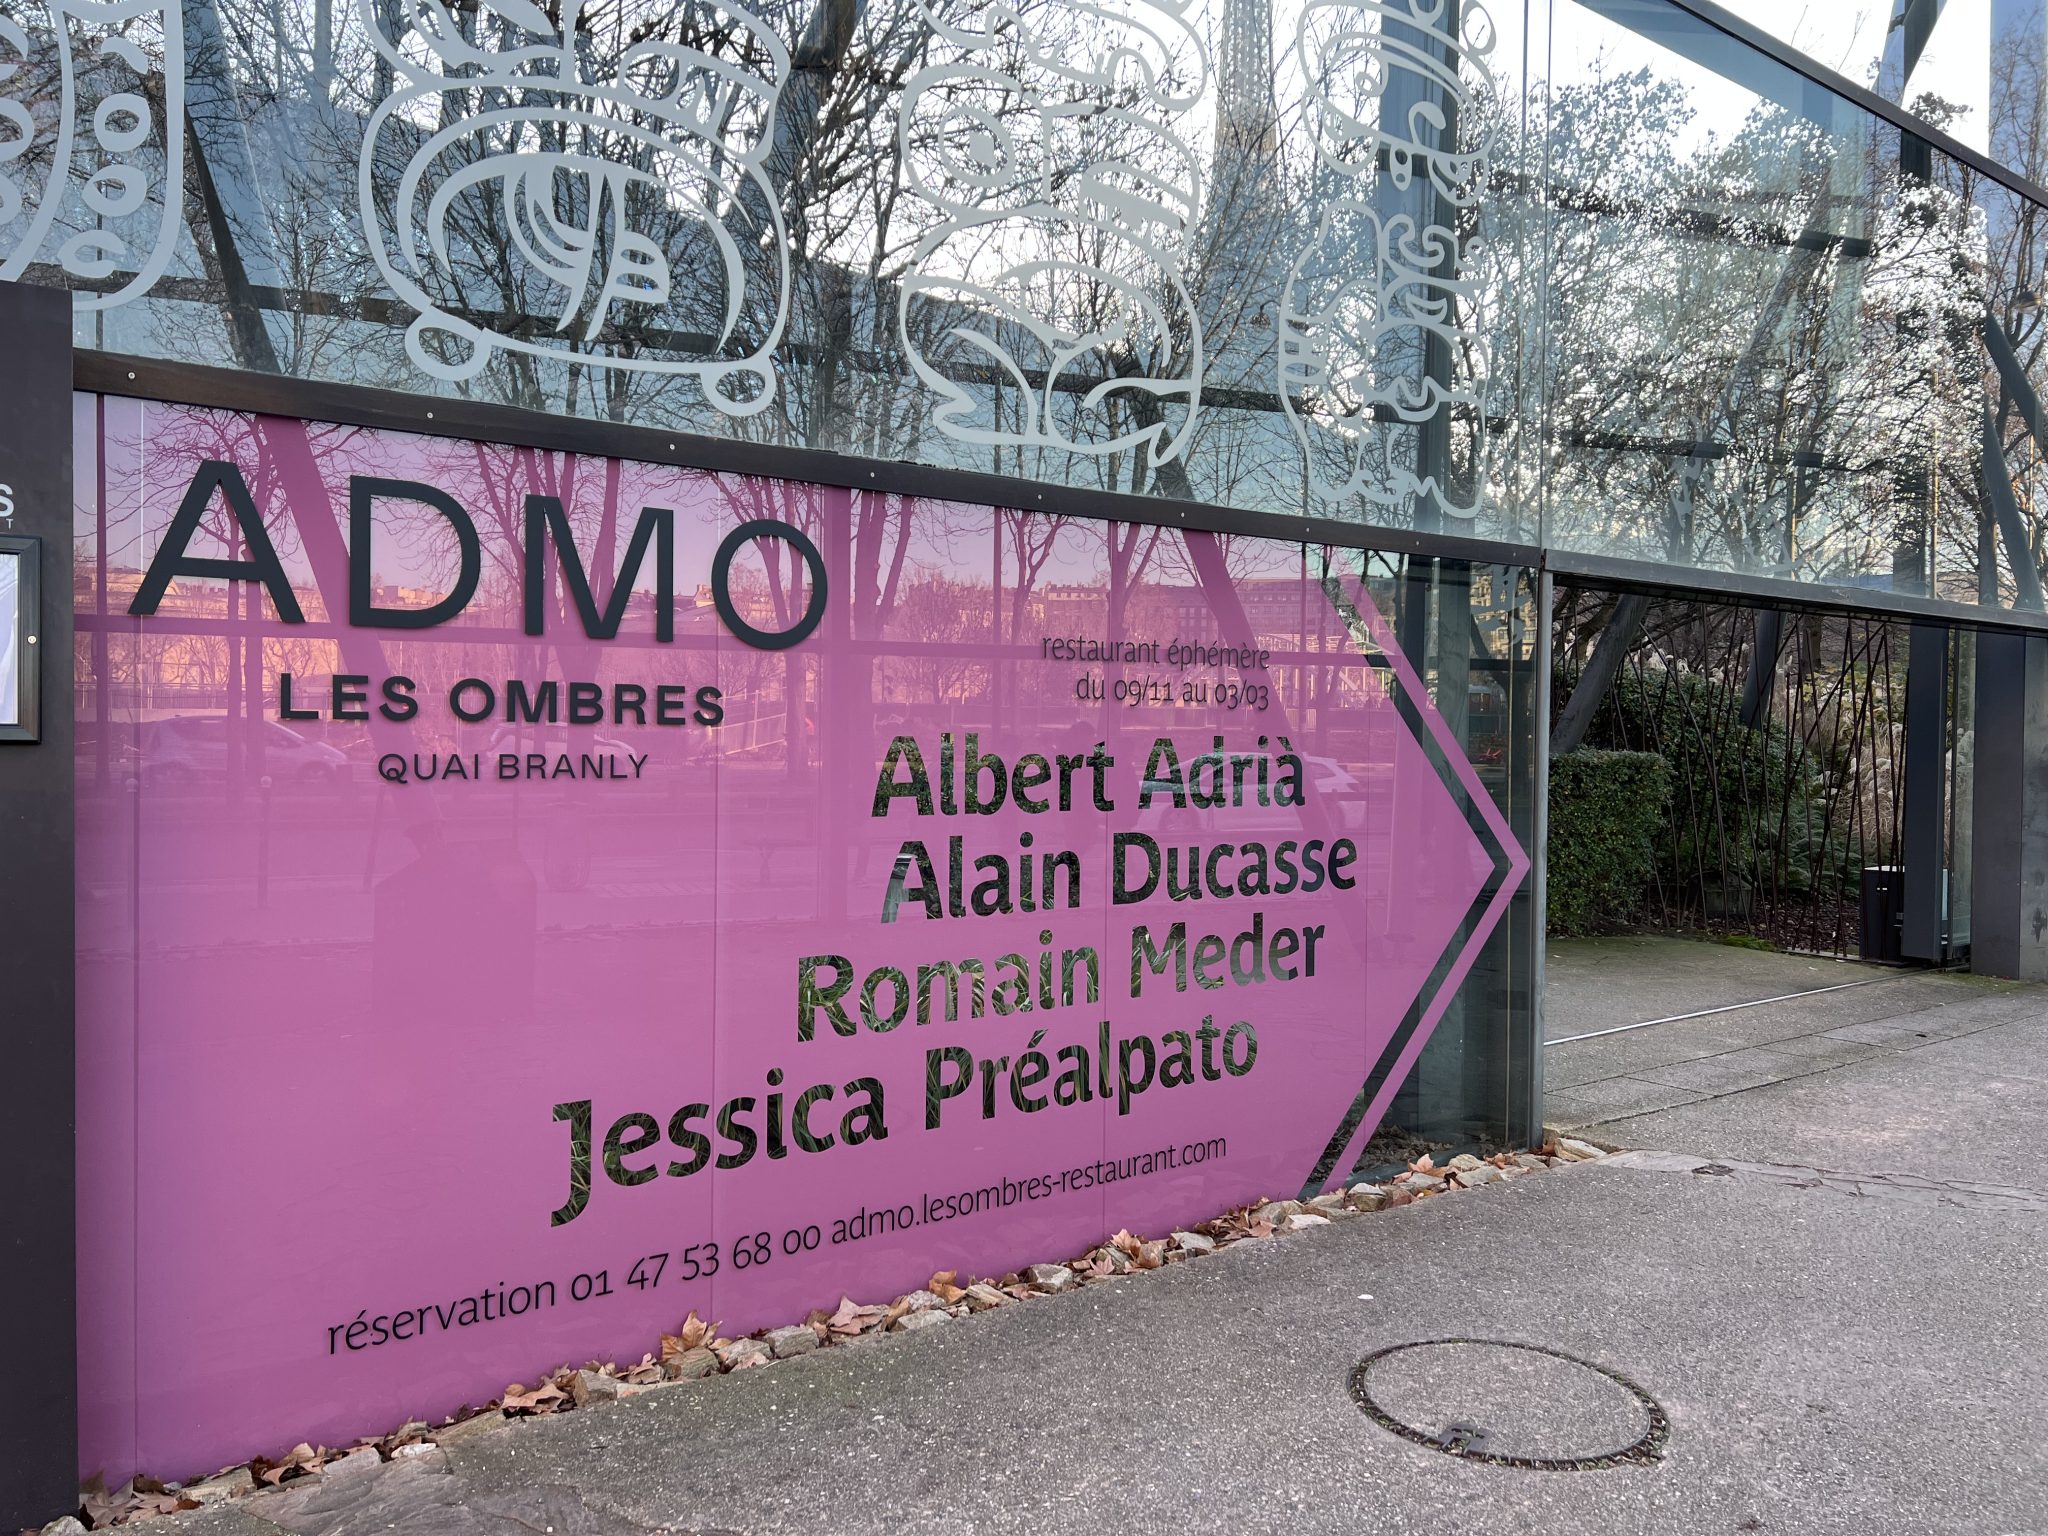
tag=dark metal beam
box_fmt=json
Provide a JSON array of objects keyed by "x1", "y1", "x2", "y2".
[
  {"x1": 1901, "y1": 621, "x2": 1952, "y2": 961},
  {"x1": 1638, "y1": 0, "x2": 2048, "y2": 212},
  {"x1": 1548, "y1": 547, "x2": 2048, "y2": 636},
  {"x1": 73, "y1": 351, "x2": 1546, "y2": 569},
  {"x1": 1971, "y1": 628, "x2": 2028, "y2": 975},
  {"x1": 0, "y1": 281, "x2": 79, "y2": 1531}
]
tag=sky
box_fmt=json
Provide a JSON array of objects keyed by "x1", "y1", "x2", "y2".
[{"x1": 1715, "y1": 0, "x2": 1992, "y2": 149}]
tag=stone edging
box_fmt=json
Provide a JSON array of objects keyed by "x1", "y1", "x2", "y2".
[{"x1": 40, "y1": 1136, "x2": 1610, "y2": 1533}]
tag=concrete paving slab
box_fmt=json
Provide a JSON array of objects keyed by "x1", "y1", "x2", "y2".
[
  {"x1": 1544, "y1": 942, "x2": 2037, "y2": 1137},
  {"x1": 1542, "y1": 1028, "x2": 1759, "y2": 1091},
  {"x1": 169, "y1": 1159, "x2": 2048, "y2": 1536},
  {"x1": 1540, "y1": 972, "x2": 1999, "y2": 1097},
  {"x1": 1630, "y1": 1048, "x2": 1814, "y2": 1094},
  {"x1": 1543, "y1": 1077, "x2": 1713, "y2": 1125},
  {"x1": 1822, "y1": 1019, "x2": 1953, "y2": 1046},
  {"x1": 1577, "y1": 1014, "x2": 2048, "y2": 1189},
  {"x1": 1745, "y1": 1034, "x2": 1887, "y2": 1066},
  {"x1": 1545, "y1": 977, "x2": 1921, "y2": 1049},
  {"x1": 1541, "y1": 937, "x2": 1892, "y2": 1040}
]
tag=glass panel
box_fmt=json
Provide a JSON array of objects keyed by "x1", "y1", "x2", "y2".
[
  {"x1": 2, "y1": 0, "x2": 1518, "y2": 534},
  {"x1": 7, "y1": 0, "x2": 2047, "y2": 606},
  {"x1": 1534, "y1": 0, "x2": 2031, "y2": 606},
  {"x1": 1708, "y1": 2, "x2": 1895, "y2": 87},
  {"x1": 1710, "y1": 0, "x2": 1996, "y2": 152},
  {"x1": 70, "y1": 388, "x2": 1535, "y2": 1476}
]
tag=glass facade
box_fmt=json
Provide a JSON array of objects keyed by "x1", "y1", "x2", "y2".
[
  {"x1": 8, "y1": 0, "x2": 2039, "y2": 1184},
  {"x1": 69, "y1": 396, "x2": 1538, "y2": 1472},
  {"x1": 18, "y1": 0, "x2": 2040, "y2": 1484},
  {"x1": 4, "y1": 0, "x2": 2042, "y2": 617},
  {"x1": 11, "y1": 0, "x2": 2041, "y2": 1199}
]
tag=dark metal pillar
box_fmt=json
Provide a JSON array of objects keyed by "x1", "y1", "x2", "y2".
[
  {"x1": 0, "y1": 280, "x2": 79, "y2": 1528},
  {"x1": 1515, "y1": 568, "x2": 1552, "y2": 1146},
  {"x1": 1901, "y1": 622, "x2": 1951, "y2": 962},
  {"x1": 1971, "y1": 628, "x2": 2048, "y2": 979}
]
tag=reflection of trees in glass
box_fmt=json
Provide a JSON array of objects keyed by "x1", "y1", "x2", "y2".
[
  {"x1": 1528, "y1": 50, "x2": 2003, "y2": 746},
  {"x1": 888, "y1": 568, "x2": 989, "y2": 704},
  {"x1": 1523, "y1": 58, "x2": 1982, "y2": 591},
  {"x1": 895, "y1": 0, "x2": 1208, "y2": 467},
  {"x1": 0, "y1": 0, "x2": 185, "y2": 310},
  {"x1": 16, "y1": 0, "x2": 2048, "y2": 615},
  {"x1": 1978, "y1": 0, "x2": 2048, "y2": 608},
  {"x1": 1279, "y1": 0, "x2": 1498, "y2": 530}
]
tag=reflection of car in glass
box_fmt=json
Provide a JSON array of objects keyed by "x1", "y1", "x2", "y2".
[
  {"x1": 142, "y1": 717, "x2": 350, "y2": 787},
  {"x1": 1133, "y1": 754, "x2": 1370, "y2": 835},
  {"x1": 484, "y1": 723, "x2": 638, "y2": 761}
]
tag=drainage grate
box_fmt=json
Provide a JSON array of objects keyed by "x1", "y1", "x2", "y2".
[{"x1": 1349, "y1": 1339, "x2": 1669, "y2": 1470}]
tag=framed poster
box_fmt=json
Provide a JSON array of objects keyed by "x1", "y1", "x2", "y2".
[{"x1": 0, "y1": 535, "x2": 38, "y2": 743}]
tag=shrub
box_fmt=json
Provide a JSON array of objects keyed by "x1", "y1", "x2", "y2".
[
  {"x1": 1571, "y1": 667, "x2": 1867, "y2": 905},
  {"x1": 1547, "y1": 750, "x2": 1672, "y2": 936}
]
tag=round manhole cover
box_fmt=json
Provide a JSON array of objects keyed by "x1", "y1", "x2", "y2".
[{"x1": 1350, "y1": 1340, "x2": 1668, "y2": 1469}]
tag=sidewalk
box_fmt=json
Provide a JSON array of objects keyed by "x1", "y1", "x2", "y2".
[
  {"x1": 140, "y1": 940, "x2": 2048, "y2": 1536},
  {"x1": 1545, "y1": 936, "x2": 2037, "y2": 1161}
]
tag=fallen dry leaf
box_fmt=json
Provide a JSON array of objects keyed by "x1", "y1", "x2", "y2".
[
  {"x1": 502, "y1": 1379, "x2": 568, "y2": 1415},
  {"x1": 81, "y1": 1475, "x2": 125, "y2": 1524},
  {"x1": 661, "y1": 1311, "x2": 717, "y2": 1360},
  {"x1": 622, "y1": 1353, "x2": 663, "y2": 1385},
  {"x1": 827, "y1": 1295, "x2": 887, "y2": 1336}
]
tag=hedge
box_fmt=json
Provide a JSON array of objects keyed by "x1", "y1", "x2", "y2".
[
  {"x1": 1547, "y1": 750, "x2": 1672, "y2": 936},
  {"x1": 1575, "y1": 667, "x2": 1865, "y2": 902}
]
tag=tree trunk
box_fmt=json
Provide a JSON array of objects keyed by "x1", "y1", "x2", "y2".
[
  {"x1": 1738, "y1": 608, "x2": 1783, "y2": 730},
  {"x1": 1549, "y1": 591, "x2": 1648, "y2": 757}
]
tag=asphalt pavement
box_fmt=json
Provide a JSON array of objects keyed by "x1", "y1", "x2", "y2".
[{"x1": 134, "y1": 940, "x2": 2048, "y2": 1536}]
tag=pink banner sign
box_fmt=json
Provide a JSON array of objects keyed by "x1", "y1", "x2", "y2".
[{"x1": 73, "y1": 397, "x2": 1525, "y2": 1480}]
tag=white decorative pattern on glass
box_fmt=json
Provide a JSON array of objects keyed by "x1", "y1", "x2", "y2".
[
  {"x1": 0, "y1": 0, "x2": 184, "y2": 311},
  {"x1": 897, "y1": 0, "x2": 1208, "y2": 465},
  {"x1": 1279, "y1": 0, "x2": 1495, "y2": 519},
  {"x1": 358, "y1": 0, "x2": 791, "y2": 410}
]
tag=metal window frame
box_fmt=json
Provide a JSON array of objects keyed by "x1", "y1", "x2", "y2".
[
  {"x1": 75, "y1": 353, "x2": 1546, "y2": 569},
  {"x1": 79, "y1": 352, "x2": 2048, "y2": 639},
  {"x1": 1545, "y1": 547, "x2": 2048, "y2": 636},
  {"x1": 1653, "y1": 0, "x2": 2048, "y2": 213},
  {"x1": 0, "y1": 533, "x2": 41, "y2": 744}
]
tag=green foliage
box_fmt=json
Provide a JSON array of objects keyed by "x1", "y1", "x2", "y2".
[
  {"x1": 1571, "y1": 667, "x2": 1866, "y2": 905},
  {"x1": 1547, "y1": 750, "x2": 1672, "y2": 936},
  {"x1": 1714, "y1": 933, "x2": 1778, "y2": 951}
]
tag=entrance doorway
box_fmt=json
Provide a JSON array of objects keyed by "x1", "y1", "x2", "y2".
[{"x1": 1546, "y1": 585, "x2": 1979, "y2": 966}]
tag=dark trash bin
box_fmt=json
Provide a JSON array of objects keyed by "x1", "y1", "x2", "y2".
[{"x1": 1860, "y1": 866, "x2": 1903, "y2": 962}]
